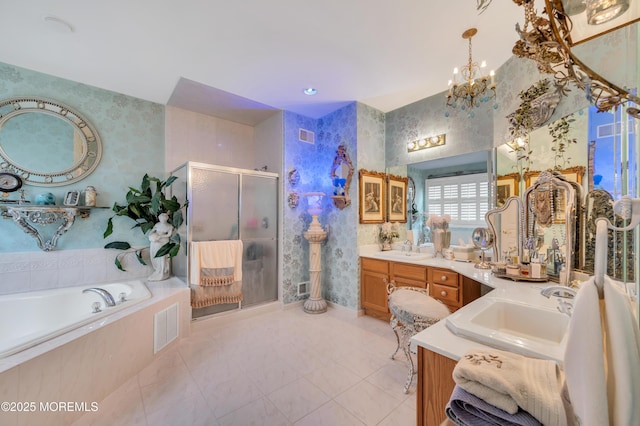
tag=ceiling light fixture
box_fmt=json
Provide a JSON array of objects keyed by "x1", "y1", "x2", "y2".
[
  {"x1": 303, "y1": 87, "x2": 317, "y2": 96},
  {"x1": 445, "y1": 28, "x2": 496, "y2": 117},
  {"x1": 407, "y1": 134, "x2": 446, "y2": 152}
]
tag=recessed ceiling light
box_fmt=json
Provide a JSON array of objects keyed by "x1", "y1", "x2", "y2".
[
  {"x1": 43, "y1": 15, "x2": 75, "y2": 34},
  {"x1": 303, "y1": 87, "x2": 317, "y2": 96}
]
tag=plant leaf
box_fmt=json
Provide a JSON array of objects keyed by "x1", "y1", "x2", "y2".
[
  {"x1": 164, "y1": 175, "x2": 178, "y2": 188},
  {"x1": 155, "y1": 242, "x2": 175, "y2": 257},
  {"x1": 172, "y1": 209, "x2": 183, "y2": 228},
  {"x1": 105, "y1": 241, "x2": 132, "y2": 250},
  {"x1": 104, "y1": 217, "x2": 114, "y2": 238},
  {"x1": 135, "y1": 250, "x2": 147, "y2": 265},
  {"x1": 115, "y1": 255, "x2": 125, "y2": 271}
]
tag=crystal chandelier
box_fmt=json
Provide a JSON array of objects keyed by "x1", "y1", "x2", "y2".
[{"x1": 445, "y1": 28, "x2": 497, "y2": 117}]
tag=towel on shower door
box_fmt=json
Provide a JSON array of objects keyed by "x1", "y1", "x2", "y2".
[
  {"x1": 564, "y1": 275, "x2": 640, "y2": 425},
  {"x1": 190, "y1": 240, "x2": 243, "y2": 308}
]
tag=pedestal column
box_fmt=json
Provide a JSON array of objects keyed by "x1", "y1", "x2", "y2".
[{"x1": 303, "y1": 215, "x2": 328, "y2": 313}]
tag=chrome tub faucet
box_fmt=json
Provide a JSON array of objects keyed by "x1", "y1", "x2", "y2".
[{"x1": 83, "y1": 287, "x2": 116, "y2": 307}]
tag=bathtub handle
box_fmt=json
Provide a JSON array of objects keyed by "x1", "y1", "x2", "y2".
[
  {"x1": 119, "y1": 292, "x2": 127, "y2": 303},
  {"x1": 91, "y1": 302, "x2": 102, "y2": 313}
]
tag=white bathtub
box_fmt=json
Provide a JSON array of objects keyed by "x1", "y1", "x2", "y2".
[{"x1": 0, "y1": 280, "x2": 151, "y2": 358}]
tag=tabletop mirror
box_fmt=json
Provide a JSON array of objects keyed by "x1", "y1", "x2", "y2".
[{"x1": 486, "y1": 196, "x2": 523, "y2": 263}]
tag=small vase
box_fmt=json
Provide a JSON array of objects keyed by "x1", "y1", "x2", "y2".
[
  {"x1": 381, "y1": 239, "x2": 392, "y2": 251},
  {"x1": 432, "y1": 229, "x2": 451, "y2": 257}
]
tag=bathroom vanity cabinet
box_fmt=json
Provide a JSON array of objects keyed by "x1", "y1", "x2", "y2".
[{"x1": 360, "y1": 257, "x2": 481, "y2": 319}]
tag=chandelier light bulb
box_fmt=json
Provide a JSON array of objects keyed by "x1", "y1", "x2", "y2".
[{"x1": 481, "y1": 60, "x2": 487, "y2": 68}]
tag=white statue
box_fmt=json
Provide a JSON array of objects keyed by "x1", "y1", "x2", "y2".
[{"x1": 148, "y1": 213, "x2": 173, "y2": 281}]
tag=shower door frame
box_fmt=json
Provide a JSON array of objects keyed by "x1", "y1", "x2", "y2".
[{"x1": 170, "y1": 161, "x2": 280, "y2": 314}]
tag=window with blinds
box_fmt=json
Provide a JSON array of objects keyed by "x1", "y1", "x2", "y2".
[{"x1": 425, "y1": 173, "x2": 489, "y2": 225}]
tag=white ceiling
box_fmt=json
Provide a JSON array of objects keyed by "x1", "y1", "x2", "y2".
[{"x1": 0, "y1": 1, "x2": 525, "y2": 120}]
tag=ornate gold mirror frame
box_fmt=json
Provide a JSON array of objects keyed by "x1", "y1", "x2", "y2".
[{"x1": 511, "y1": 0, "x2": 640, "y2": 116}]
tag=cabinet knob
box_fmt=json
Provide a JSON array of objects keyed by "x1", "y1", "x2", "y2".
[
  {"x1": 441, "y1": 275, "x2": 447, "y2": 281},
  {"x1": 441, "y1": 290, "x2": 447, "y2": 297}
]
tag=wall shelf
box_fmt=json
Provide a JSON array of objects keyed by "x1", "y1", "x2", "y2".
[{"x1": 0, "y1": 205, "x2": 105, "y2": 251}]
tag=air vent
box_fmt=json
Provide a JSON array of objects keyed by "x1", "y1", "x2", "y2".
[
  {"x1": 297, "y1": 281, "x2": 310, "y2": 297},
  {"x1": 299, "y1": 128, "x2": 315, "y2": 144},
  {"x1": 154, "y1": 303, "x2": 179, "y2": 353}
]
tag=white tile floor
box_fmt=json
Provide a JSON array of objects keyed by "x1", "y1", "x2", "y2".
[{"x1": 73, "y1": 306, "x2": 417, "y2": 426}]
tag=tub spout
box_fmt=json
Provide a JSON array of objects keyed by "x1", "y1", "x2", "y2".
[{"x1": 83, "y1": 288, "x2": 116, "y2": 307}]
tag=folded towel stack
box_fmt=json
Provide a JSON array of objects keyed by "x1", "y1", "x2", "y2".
[
  {"x1": 447, "y1": 348, "x2": 569, "y2": 426},
  {"x1": 446, "y1": 385, "x2": 542, "y2": 426}
]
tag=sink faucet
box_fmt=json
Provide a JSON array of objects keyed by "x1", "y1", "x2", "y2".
[
  {"x1": 402, "y1": 239, "x2": 412, "y2": 253},
  {"x1": 83, "y1": 287, "x2": 116, "y2": 307},
  {"x1": 540, "y1": 285, "x2": 577, "y2": 299}
]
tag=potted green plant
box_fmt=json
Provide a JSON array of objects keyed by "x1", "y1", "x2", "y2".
[{"x1": 103, "y1": 174, "x2": 187, "y2": 271}]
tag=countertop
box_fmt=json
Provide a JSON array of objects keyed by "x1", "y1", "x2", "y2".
[{"x1": 359, "y1": 245, "x2": 565, "y2": 363}]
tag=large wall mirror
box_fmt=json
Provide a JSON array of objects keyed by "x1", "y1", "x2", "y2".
[
  {"x1": 0, "y1": 97, "x2": 102, "y2": 186},
  {"x1": 495, "y1": 100, "x2": 636, "y2": 279}
]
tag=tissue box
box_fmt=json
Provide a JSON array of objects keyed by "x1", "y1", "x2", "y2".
[{"x1": 451, "y1": 245, "x2": 476, "y2": 261}]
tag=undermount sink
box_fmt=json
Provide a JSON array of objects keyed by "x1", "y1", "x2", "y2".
[
  {"x1": 445, "y1": 297, "x2": 570, "y2": 362},
  {"x1": 373, "y1": 251, "x2": 432, "y2": 261}
]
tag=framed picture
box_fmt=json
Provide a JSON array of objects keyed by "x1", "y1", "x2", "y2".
[
  {"x1": 359, "y1": 169, "x2": 386, "y2": 224},
  {"x1": 387, "y1": 174, "x2": 408, "y2": 223},
  {"x1": 496, "y1": 173, "x2": 519, "y2": 207},
  {"x1": 555, "y1": 0, "x2": 640, "y2": 46}
]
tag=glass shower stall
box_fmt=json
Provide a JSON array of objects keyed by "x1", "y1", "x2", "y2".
[{"x1": 170, "y1": 162, "x2": 279, "y2": 319}]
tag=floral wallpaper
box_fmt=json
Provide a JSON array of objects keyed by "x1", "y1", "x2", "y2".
[
  {"x1": 282, "y1": 103, "x2": 364, "y2": 308},
  {"x1": 0, "y1": 61, "x2": 165, "y2": 254}
]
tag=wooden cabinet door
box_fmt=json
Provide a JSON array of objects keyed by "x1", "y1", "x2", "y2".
[{"x1": 361, "y1": 270, "x2": 390, "y2": 320}]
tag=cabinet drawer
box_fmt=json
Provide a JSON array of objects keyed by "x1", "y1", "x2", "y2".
[
  {"x1": 361, "y1": 257, "x2": 389, "y2": 274},
  {"x1": 393, "y1": 277, "x2": 427, "y2": 289},
  {"x1": 391, "y1": 262, "x2": 427, "y2": 281},
  {"x1": 431, "y1": 268, "x2": 458, "y2": 287},
  {"x1": 431, "y1": 283, "x2": 459, "y2": 305}
]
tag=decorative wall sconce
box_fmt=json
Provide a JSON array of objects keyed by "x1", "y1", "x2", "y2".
[
  {"x1": 407, "y1": 134, "x2": 446, "y2": 152},
  {"x1": 329, "y1": 144, "x2": 354, "y2": 209}
]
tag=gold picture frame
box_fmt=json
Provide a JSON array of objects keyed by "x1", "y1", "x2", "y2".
[
  {"x1": 554, "y1": 0, "x2": 640, "y2": 46},
  {"x1": 387, "y1": 174, "x2": 408, "y2": 223},
  {"x1": 524, "y1": 166, "x2": 585, "y2": 188},
  {"x1": 496, "y1": 173, "x2": 520, "y2": 207},
  {"x1": 359, "y1": 169, "x2": 386, "y2": 224}
]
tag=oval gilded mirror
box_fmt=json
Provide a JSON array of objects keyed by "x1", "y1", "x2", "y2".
[{"x1": 0, "y1": 97, "x2": 102, "y2": 186}]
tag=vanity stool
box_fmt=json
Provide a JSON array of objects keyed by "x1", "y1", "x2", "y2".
[{"x1": 387, "y1": 283, "x2": 451, "y2": 393}]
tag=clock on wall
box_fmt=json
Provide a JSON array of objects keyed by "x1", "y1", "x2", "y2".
[{"x1": 0, "y1": 172, "x2": 22, "y2": 193}]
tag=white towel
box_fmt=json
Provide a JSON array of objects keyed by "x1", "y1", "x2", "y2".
[
  {"x1": 563, "y1": 277, "x2": 609, "y2": 426},
  {"x1": 563, "y1": 275, "x2": 640, "y2": 426},
  {"x1": 190, "y1": 240, "x2": 243, "y2": 286},
  {"x1": 602, "y1": 276, "x2": 640, "y2": 425}
]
